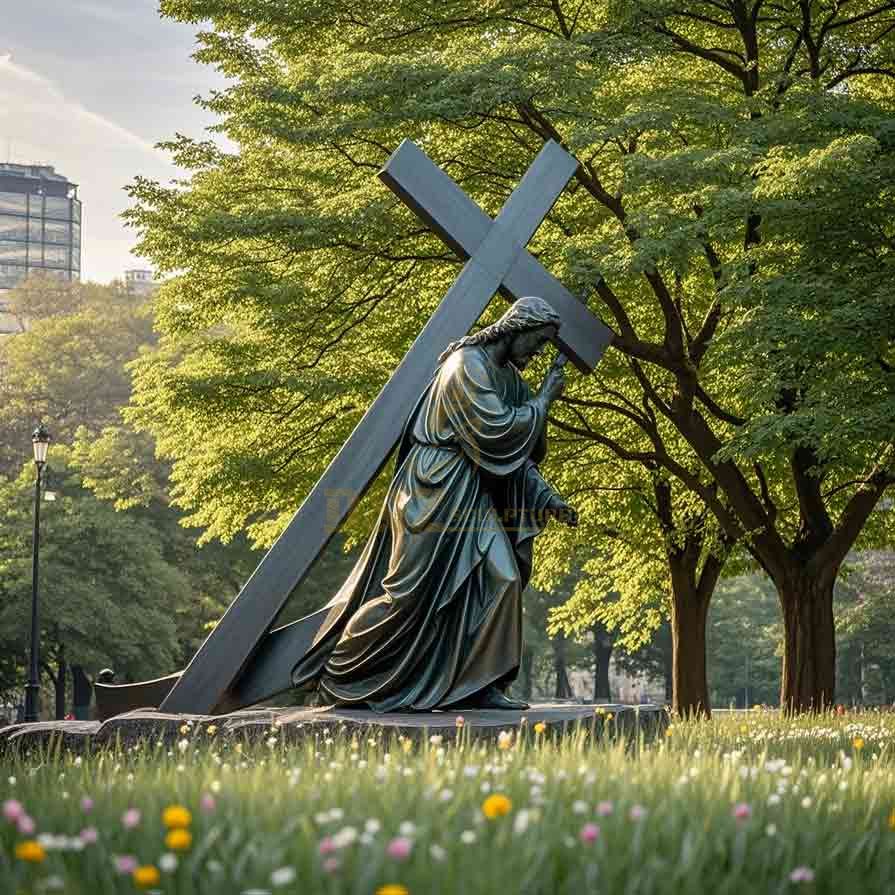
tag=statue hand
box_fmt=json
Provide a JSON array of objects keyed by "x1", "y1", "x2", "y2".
[{"x1": 540, "y1": 363, "x2": 566, "y2": 403}]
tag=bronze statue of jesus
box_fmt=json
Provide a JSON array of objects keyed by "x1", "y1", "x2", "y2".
[{"x1": 292, "y1": 296, "x2": 578, "y2": 711}]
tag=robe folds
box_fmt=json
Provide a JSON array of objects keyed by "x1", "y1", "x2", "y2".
[{"x1": 291, "y1": 345, "x2": 557, "y2": 711}]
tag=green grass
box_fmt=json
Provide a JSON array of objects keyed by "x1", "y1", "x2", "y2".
[{"x1": 2, "y1": 709, "x2": 895, "y2": 894}]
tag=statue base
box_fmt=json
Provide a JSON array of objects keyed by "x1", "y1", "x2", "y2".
[{"x1": 0, "y1": 702, "x2": 667, "y2": 755}]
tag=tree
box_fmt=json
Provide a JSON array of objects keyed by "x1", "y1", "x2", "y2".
[
  {"x1": 0, "y1": 459, "x2": 186, "y2": 702},
  {"x1": 0, "y1": 278, "x2": 154, "y2": 477},
  {"x1": 129, "y1": 0, "x2": 895, "y2": 713}
]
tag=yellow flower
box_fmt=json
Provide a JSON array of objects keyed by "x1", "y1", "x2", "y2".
[
  {"x1": 133, "y1": 865, "x2": 161, "y2": 889},
  {"x1": 853, "y1": 737, "x2": 865, "y2": 751},
  {"x1": 595, "y1": 707, "x2": 606, "y2": 715},
  {"x1": 14, "y1": 840, "x2": 46, "y2": 863},
  {"x1": 482, "y1": 793, "x2": 512, "y2": 819},
  {"x1": 606, "y1": 713, "x2": 614, "y2": 721},
  {"x1": 165, "y1": 828, "x2": 193, "y2": 851},
  {"x1": 400, "y1": 737, "x2": 413, "y2": 754},
  {"x1": 533, "y1": 721, "x2": 547, "y2": 735},
  {"x1": 163, "y1": 804, "x2": 193, "y2": 829},
  {"x1": 887, "y1": 808, "x2": 895, "y2": 831},
  {"x1": 497, "y1": 730, "x2": 513, "y2": 750},
  {"x1": 740, "y1": 724, "x2": 749, "y2": 734},
  {"x1": 665, "y1": 726, "x2": 674, "y2": 737},
  {"x1": 206, "y1": 724, "x2": 218, "y2": 736},
  {"x1": 179, "y1": 723, "x2": 191, "y2": 735},
  {"x1": 235, "y1": 743, "x2": 243, "y2": 754},
  {"x1": 376, "y1": 886, "x2": 410, "y2": 895}
]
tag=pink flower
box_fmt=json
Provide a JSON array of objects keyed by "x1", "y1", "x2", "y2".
[
  {"x1": 789, "y1": 866, "x2": 815, "y2": 883},
  {"x1": 386, "y1": 836, "x2": 413, "y2": 860},
  {"x1": 80, "y1": 796, "x2": 94, "y2": 813},
  {"x1": 121, "y1": 808, "x2": 141, "y2": 829},
  {"x1": 79, "y1": 826, "x2": 98, "y2": 845},
  {"x1": 596, "y1": 801, "x2": 614, "y2": 816},
  {"x1": 579, "y1": 823, "x2": 600, "y2": 844},
  {"x1": 200, "y1": 793, "x2": 216, "y2": 814},
  {"x1": 2, "y1": 799, "x2": 23, "y2": 823},
  {"x1": 733, "y1": 803, "x2": 752, "y2": 822},
  {"x1": 17, "y1": 814, "x2": 35, "y2": 835},
  {"x1": 629, "y1": 804, "x2": 647, "y2": 821},
  {"x1": 323, "y1": 857, "x2": 340, "y2": 873},
  {"x1": 114, "y1": 855, "x2": 138, "y2": 874},
  {"x1": 318, "y1": 836, "x2": 336, "y2": 856}
]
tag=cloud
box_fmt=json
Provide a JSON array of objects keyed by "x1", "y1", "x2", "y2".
[{"x1": 0, "y1": 54, "x2": 160, "y2": 155}]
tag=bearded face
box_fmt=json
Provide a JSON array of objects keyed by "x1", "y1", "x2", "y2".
[{"x1": 508, "y1": 324, "x2": 558, "y2": 369}]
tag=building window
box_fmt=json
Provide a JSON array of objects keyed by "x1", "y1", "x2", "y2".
[
  {"x1": 72, "y1": 200, "x2": 82, "y2": 224},
  {"x1": 0, "y1": 262, "x2": 25, "y2": 289},
  {"x1": 0, "y1": 192, "x2": 28, "y2": 215},
  {"x1": 0, "y1": 215, "x2": 28, "y2": 240},
  {"x1": 44, "y1": 196, "x2": 71, "y2": 221},
  {"x1": 28, "y1": 218, "x2": 42, "y2": 241},
  {"x1": 0, "y1": 241, "x2": 27, "y2": 263},
  {"x1": 42, "y1": 245, "x2": 70, "y2": 268},
  {"x1": 72, "y1": 222, "x2": 81, "y2": 246},
  {"x1": 44, "y1": 220, "x2": 71, "y2": 244}
]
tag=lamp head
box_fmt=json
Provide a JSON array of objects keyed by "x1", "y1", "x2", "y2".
[{"x1": 32, "y1": 424, "x2": 50, "y2": 466}]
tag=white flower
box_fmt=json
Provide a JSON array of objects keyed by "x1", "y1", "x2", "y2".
[
  {"x1": 364, "y1": 818, "x2": 381, "y2": 834},
  {"x1": 7, "y1": 777, "x2": 15, "y2": 785},
  {"x1": 429, "y1": 843, "x2": 447, "y2": 861},
  {"x1": 801, "y1": 796, "x2": 812, "y2": 808},
  {"x1": 333, "y1": 826, "x2": 358, "y2": 848},
  {"x1": 73, "y1": 757, "x2": 82, "y2": 768},
  {"x1": 513, "y1": 810, "x2": 531, "y2": 835},
  {"x1": 768, "y1": 794, "x2": 781, "y2": 806},
  {"x1": 429, "y1": 735, "x2": 444, "y2": 746},
  {"x1": 572, "y1": 800, "x2": 589, "y2": 815},
  {"x1": 360, "y1": 831, "x2": 375, "y2": 846},
  {"x1": 461, "y1": 830, "x2": 476, "y2": 844},
  {"x1": 270, "y1": 866, "x2": 296, "y2": 887},
  {"x1": 463, "y1": 765, "x2": 480, "y2": 778},
  {"x1": 765, "y1": 824, "x2": 777, "y2": 837},
  {"x1": 159, "y1": 853, "x2": 178, "y2": 872},
  {"x1": 480, "y1": 781, "x2": 492, "y2": 793},
  {"x1": 399, "y1": 821, "x2": 416, "y2": 837},
  {"x1": 177, "y1": 738, "x2": 190, "y2": 754},
  {"x1": 439, "y1": 788, "x2": 453, "y2": 802},
  {"x1": 266, "y1": 736, "x2": 278, "y2": 749}
]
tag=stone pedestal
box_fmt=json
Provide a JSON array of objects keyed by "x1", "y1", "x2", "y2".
[{"x1": 0, "y1": 703, "x2": 666, "y2": 756}]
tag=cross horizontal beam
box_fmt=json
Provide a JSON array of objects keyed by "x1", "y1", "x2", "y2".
[{"x1": 379, "y1": 140, "x2": 611, "y2": 371}]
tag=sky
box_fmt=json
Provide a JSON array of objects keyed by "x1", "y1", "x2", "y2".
[{"x1": 0, "y1": 1, "x2": 226, "y2": 283}]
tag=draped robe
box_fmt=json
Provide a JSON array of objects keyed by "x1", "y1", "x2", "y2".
[{"x1": 291, "y1": 344, "x2": 557, "y2": 711}]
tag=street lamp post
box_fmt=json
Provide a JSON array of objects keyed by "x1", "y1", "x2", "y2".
[{"x1": 24, "y1": 424, "x2": 50, "y2": 724}]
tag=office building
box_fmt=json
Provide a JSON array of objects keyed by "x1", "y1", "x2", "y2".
[
  {"x1": 0, "y1": 164, "x2": 82, "y2": 334},
  {"x1": 124, "y1": 268, "x2": 158, "y2": 297}
]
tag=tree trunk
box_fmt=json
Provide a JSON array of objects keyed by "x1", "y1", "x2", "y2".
[
  {"x1": 592, "y1": 625, "x2": 612, "y2": 702},
  {"x1": 670, "y1": 588, "x2": 711, "y2": 718},
  {"x1": 553, "y1": 634, "x2": 573, "y2": 699},
  {"x1": 779, "y1": 575, "x2": 836, "y2": 713}
]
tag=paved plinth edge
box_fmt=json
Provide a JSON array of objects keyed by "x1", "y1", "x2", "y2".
[{"x1": 0, "y1": 703, "x2": 667, "y2": 756}]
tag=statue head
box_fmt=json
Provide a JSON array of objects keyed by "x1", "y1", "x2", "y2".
[{"x1": 439, "y1": 296, "x2": 560, "y2": 368}]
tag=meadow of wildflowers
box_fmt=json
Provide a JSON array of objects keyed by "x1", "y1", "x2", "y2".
[{"x1": 2, "y1": 709, "x2": 895, "y2": 894}]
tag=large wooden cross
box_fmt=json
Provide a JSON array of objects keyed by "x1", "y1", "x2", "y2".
[{"x1": 94, "y1": 139, "x2": 612, "y2": 719}]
